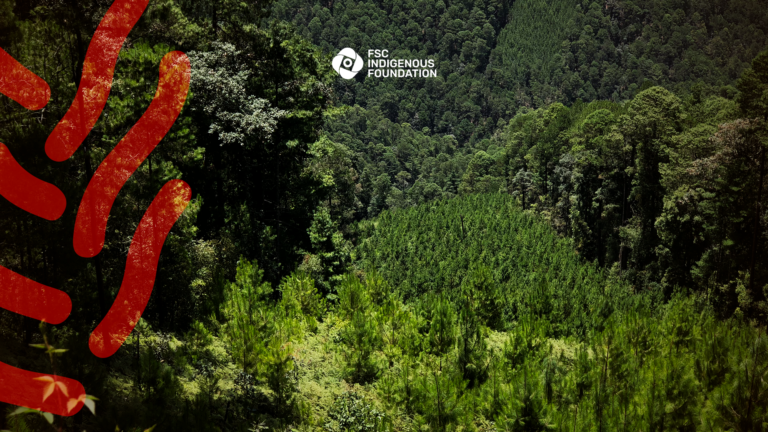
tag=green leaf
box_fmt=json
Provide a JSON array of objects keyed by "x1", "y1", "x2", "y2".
[
  {"x1": 83, "y1": 398, "x2": 96, "y2": 415},
  {"x1": 10, "y1": 406, "x2": 38, "y2": 416},
  {"x1": 42, "y1": 411, "x2": 54, "y2": 424},
  {"x1": 29, "y1": 344, "x2": 47, "y2": 349}
]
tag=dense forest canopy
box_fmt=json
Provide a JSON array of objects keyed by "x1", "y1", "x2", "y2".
[
  {"x1": 0, "y1": 0, "x2": 767, "y2": 430},
  {"x1": 355, "y1": 194, "x2": 648, "y2": 337},
  {"x1": 274, "y1": 0, "x2": 768, "y2": 140}
]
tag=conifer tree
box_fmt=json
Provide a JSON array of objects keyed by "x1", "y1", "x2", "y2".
[{"x1": 221, "y1": 259, "x2": 274, "y2": 373}]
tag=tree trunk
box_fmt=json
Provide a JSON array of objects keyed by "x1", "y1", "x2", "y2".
[{"x1": 749, "y1": 145, "x2": 765, "y2": 291}]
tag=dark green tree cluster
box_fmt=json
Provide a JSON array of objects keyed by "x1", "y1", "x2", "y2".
[
  {"x1": 341, "y1": 206, "x2": 768, "y2": 431},
  {"x1": 273, "y1": 0, "x2": 509, "y2": 143},
  {"x1": 0, "y1": 0, "x2": 350, "y2": 429},
  {"x1": 355, "y1": 193, "x2": 649, "y2": 337},
  {"x1": 273, "y1": 0, "x2": 768, "y2": 143},
  {"x1": 326, "y1": 106, "x2": 472, "y2": 217},
  {"x1": 491, "y1": 0, "x2": 768, "y2": 107},
  {"x1": 345, "y1": 48, "x2": 768, "y2": 323},
  {"x1": 457, "y1": 50, "x2": 768, "y2": 321},
  {"x1": 3, "y1": 0, "x2": 768, "y2": 430},
  {"x1": 6, "y1": 242, "x2": 768, "y2": 431}
]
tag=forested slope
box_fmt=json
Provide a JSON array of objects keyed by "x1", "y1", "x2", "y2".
[
  {"x1": 1, "y1": 0, "x2": 768, "y2": 430},
  {"x1": 324, "y1": 48, "x2": 768, "y2": 323},
  {"x1": 23, "y1": 198, "x2": 755, "y2": 432},
  {"x1": 491, "y1": 0, "x2": 576, "y2": 103},
  {"x1": 355, "y1": 194, "x2": 647, "y2": 336},
  {"x1": 274, "y1": 0, "x2": 768, "y2": 141}
]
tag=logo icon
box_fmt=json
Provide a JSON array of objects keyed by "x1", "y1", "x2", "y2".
[{"x1": 332, "y1": 48, "x2": 364, "y2": 79}]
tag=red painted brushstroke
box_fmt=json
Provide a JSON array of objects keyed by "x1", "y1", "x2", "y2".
[
  {"x1": 74, "y1": 51, "x2": 190, "y2": 258},
  {"x1": 89, "y1": 180, "x2": 191, "y2": 358},
  {"x1": 45, "y1": 0, "x2": 150, "y2": 162},
  {"x1": 0, "y1": 0, "x2": 195, "y2": 415},
  {"x1": 0, "y1": 143, "x2": 66, "y2": 221},
  {"x1": 0, "y1": 363, "x2": 85, "y2": 417},
  {"x1": 0, "y1": 266, "x2": 72, "y2": 325},
  {"x1": 0, "y1": 48, "x2": 51, "y2": 110}
]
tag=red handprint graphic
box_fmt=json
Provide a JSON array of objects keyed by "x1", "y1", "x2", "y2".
[{"x1": 0, "y1": 0, "x2": 191, "y2": 416}]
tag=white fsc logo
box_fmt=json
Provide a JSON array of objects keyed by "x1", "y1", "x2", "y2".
[
  {"x1": 332, "y1": 48, "x2": 438, "y2": 79},
  {"x1": 332, "y1": 48, "x2": 364, "y2": 79}
]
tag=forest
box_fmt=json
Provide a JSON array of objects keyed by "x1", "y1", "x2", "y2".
[{"x1": 0, "y1": 0, "x2": 767, "y2": 430}]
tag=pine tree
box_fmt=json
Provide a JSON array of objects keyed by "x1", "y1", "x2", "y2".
[{"x1": 221, "y1": 259, "x2": 274, "y2": 373}]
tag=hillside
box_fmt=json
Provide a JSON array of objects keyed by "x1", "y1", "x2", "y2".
[
  {"x1": 1, "y1": 0, "x2": 768, "y2": 430},
  {"x1": 325, "y1": 53, "x2": 768, "y2": 323},
  {"x1": 355, "y1": 193, "x2": 645, "y2": 336},
  {"x1": 273, "y1": 0, "x2": 768, "y2": 141},
  {"x1": 32, "y1": 198, "x2": 757, "y2": 431}
]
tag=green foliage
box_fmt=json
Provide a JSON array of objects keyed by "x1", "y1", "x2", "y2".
[
  {"x1": 737, "y1": 49, "x2": 768, "y2": 119},
  {"x1": 274, "y1": 0, "x2": 768, "y2": 145},
  {"x1": 354, "y1": 53, "x2": 768, "y2": 322},
  {"x1": 5, "y1": 1, "x2": 768, "y2": 431},
  {"x1": 707, "y1": 331, "x2": 768, "y2": 431},
  {"x1": 337, "y1": 274, "x2": 383, "y2": 382},
  {"x1": 413, "y1": 355, "x2": 466, "y2": 431},
  {"x1": 188, "y1": 42, "x2": 285, "y2": 147},
  {"x1": 495, "y1": 364, "x2": 550, "y2": 432},
  {"x1": 280, "y1": 271, "x2": 326, "y2": 331},
  {"x1": 357, "y1": 193, "x2": 641, "y2": 337},
  {"x1": 492, "y1": 0, "x2": 576, "y2": 107},
  {"x1": 325, "y1": 106, "x2": 469, "y2": 218},
  {"x1": 221, "y1": 259, "x2": 274, "y2": 373},
  {"x1": 181, "y1": 21, "x2": 338, "y2": 283},
  {"x1": 300, "y1": 207, "x2": 354, "y2": 293},
  {"x1": 217, "y1": 260, "x2": 313, "y2": 424},
  {"x1": 325, "y1": 392, "x2": 388, "y2": 432},
  {"x1": 455, "y1": 276, "x2": 491, "y2": 387}
]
